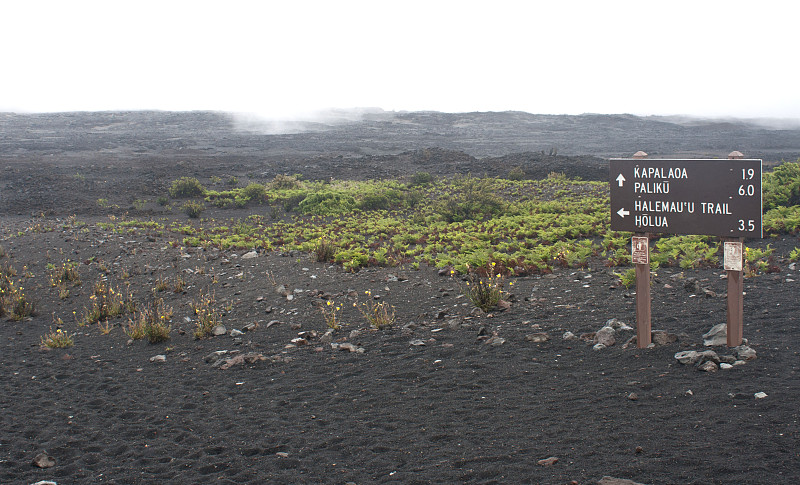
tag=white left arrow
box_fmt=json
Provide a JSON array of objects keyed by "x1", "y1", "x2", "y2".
[
  {"x1": 617, "y1": 208, "x2": 630, "y2": 218},
  {"x1": 616, "y1": 173, "x2": 626, "y2": 187}
]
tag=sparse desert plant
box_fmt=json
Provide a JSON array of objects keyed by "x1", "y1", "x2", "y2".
[
  {"x1": 169, "y1": 177, "x2": 205, "y2": 198},
  {"x1": 80, "y1": 282, "x2": 135, "y2": 326},
  {"x1": 41, "y1": 327, "x2": 74, "y2": 348},
  {"x1": 49, "y1": 261, "x2": 80, "y2": 287},
  {"x1": 790, "y1": 247, "x2": 800, "y2": 262},
  {"x1": 173, "y1": 274, "x2": 186, "y2": 293},
  {"x1": 321, "y1": 300, "x2": 343, "y2": 330},
  {"x1": 744, "y1": 244, "x2": 777, "y2": 276},
  {"x1": 313, "y1": 237, "x2": 337, "y2": 262},
  {"x1": 126, "y1": 298, "x2": 173, "y2": 343},
  {"x1": 153, "y1": 276, "x2": 169, "y2": 293},
  {"x1": 0, "y1": 244, "x2": 6, "y2": 258},
  {"x1": 462, "y1": 263, "x2": 506, "y2": 312},
  {"x1": 182, "y1": 201, "x2": 205, "y2": 218},
  {"x1": 355, "y1": 290, "x2": 395, "y2": 329},
  {"x1": 2, "y1": 281, "x2": 35, "y2": 321},
  {"x1": 191, "y1": 290, "x2": 221, "y2": 339},
  {"x1": 227, "y1": 176, "x2": 239, "y2": 186},
  {"x1": 616, "y1": 267, "x2": 637, "y2": 289},
  {"x1": 156, "y1": 196, "x2": 169, "y2": 206}
]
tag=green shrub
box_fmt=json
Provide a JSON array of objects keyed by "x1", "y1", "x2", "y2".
[
  {"x1": 435, "y1": 175, "x2": 505, "y2": 222},
  {"x1": 182, "y1": 201, "x2": 205, "y2": 218},
  {"x1": 507, "y1": 166, "x2": 526, "y2": 180},
  {"x1": 241, "y1": 183, "x2": 268, "y2": 203},
  {"x1": 763, "y1": 161, "x2": 800, "y2": 210},
  {"x1": 410, "y1": 172, "x2": 433, "y2": 186},
  {"x1": 358, "y1": 189, "x2": 405, "y2": 211},
  {"x1": 169, "y1": 177, "x2": 205, "y2": 198},
  {"x1": 298, "y1": 191, "x2": 356, "y2": 215},
  {"x1": 270, "y1": 174, "x2": 302, "y2": 190}
]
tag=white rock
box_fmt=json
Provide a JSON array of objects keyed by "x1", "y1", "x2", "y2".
[
  {"x1": 211, "y1": 325, "x2": 227, "y2": 336},
  {"x1": 754, "y1": 392, "x2": 768, "y2": 399},
  {"x1": 593, "y1": 343, "x2": 607, "y2": 351},
  {"x1": 675, "y1": 350, "x2": 700, "y2": 365},
  {"x1": 241, "y1": 250, "x2": 258, "y2": 259},
  {"x1": 719, "y1": 362, "x2": 733, "y2": 370},
  {"x1": 150, "y1": 354, "x2": 166, "y2": 363}
]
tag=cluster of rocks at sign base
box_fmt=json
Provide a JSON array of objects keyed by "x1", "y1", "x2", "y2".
[
  {"x1": 566, "y1": 318, "x2": 680, "y2": 351},
  {"x1": 673, "y1": 323, "x2": 757, "y2": 372}
]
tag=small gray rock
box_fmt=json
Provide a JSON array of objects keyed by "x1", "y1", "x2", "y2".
[
  {"x1": 32, "y1": 453, "x2": 56, "y2": 468},
  {"x1": 150, "y1": 354, "x2": 166, "y2": 363},
  {"x1": 319, "y1": 329, "x2": 335, "y2": 344},
  {"x1": 735, "y1": 345, "x2": 757, "y2": 361},
  {"x1": 698, "y1": 361, "x2": 718, "y2": 372},
  {"x1": 674, "y1": 350, "x2": 700, "y2": 365},
  {"x1": 525, "y1": 332, "x2": 550, "y2": 343},
  {"x1": 651, "y1": 330, "x2": 678, "y2": 346},
  {"x1": 211, "y1": 325, "x2": 227, "y2": 336},
  {"x1": 230, "y1": 329, "x2": 244, "y2": 337},
  {"x1": 702, "y1": 323, "x2": 727, "y2": 346},
  {"x1": 598, "y1": 477, "x2": 648, "y2": 485},
  {"x1": 595, "y1": 326, "x2": 616, "y2": 347},
  {"x1": 204, "y1": 350, "x2": 228, "y2": 364},
  {"x1": 241, "y1": 250, "x2": 258, "y2": 259}
]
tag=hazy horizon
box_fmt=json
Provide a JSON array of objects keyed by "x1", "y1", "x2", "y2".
[{"x1": 2, "y1": 2, "x2": 799, "y2": 121}]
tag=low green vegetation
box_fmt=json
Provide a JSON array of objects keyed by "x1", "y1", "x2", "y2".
[{"x1": 83, "y1": 165, "x2": 800, "y2": 284}]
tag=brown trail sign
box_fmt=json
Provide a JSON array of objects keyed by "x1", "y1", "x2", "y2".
[
  {"x1": 610, "y1": 158, "x2": 762, "y2": 238},
  {"x1": 609, "y1": 157, "x2": 762, "y2": 348}
]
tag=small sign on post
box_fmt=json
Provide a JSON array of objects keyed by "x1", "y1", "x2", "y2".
[
  {"x1": 724, "y1": 241, "x2": 743, "y2": 272},
  {"x1": 631, "y1": 236, "x2": 650, "y2": 265}
]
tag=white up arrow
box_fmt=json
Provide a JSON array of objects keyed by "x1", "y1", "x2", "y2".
[
  {"x1": 617, "y1": 208, "x2": 630, "y2": 218},
  {"x1": 616, "y1": 173, "x2": 626, "y2": 187}
]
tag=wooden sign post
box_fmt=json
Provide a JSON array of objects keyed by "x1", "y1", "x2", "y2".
[
  {"x1": 725, "y1": 151, "x2": 746, "y2": 346},
  {"x1": 631, "y1": 151, "x2": 651, "y2": 348}
]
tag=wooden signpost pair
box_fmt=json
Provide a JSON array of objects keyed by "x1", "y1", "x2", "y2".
[{"x1": 610, "y1": 151, "x2": 762, "y2": 349}]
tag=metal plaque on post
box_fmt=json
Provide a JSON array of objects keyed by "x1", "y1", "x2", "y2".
[
  {"x1": 724, "y1": 241, "x2": 743, "y2": 272},
  {"x1": 631, "y1": 236, "x2": 649, "y2": 265}
]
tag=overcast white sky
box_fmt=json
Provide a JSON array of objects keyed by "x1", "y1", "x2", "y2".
[{"x1": 2, "y1": 1, "x2": 799, "y2": 120}]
